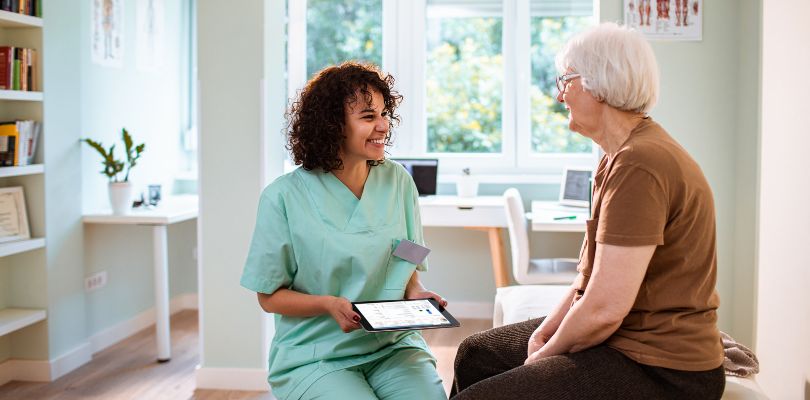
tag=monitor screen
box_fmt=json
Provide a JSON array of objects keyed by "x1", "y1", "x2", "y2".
[
  {"x1": 392, "y1": 158, "x2": 438, "y2": 196},
  {"x1": 559, "y1": 168, "x2": 592, "y2": 207}
]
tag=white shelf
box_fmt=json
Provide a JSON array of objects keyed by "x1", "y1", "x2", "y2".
[
  {"x1": 0, "y1": 308, "x2": 46, "y2": 336},
  {"x1": 0, "y1": 164, "x2": 44, "y2": 178},
  {"x1": 0, "y1": 10, "x2": 42, "y2": 28},
  {"x1": 0, "y1": 237, "x2": 45, "y2": 257},
  {"x1": 0, "y1": 90, "x2": 43, "y2": 101}
]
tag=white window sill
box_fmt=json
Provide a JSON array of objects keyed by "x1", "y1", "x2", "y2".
[{"x1": 439, "y1": 174, "x2": 560, "y2": 185}]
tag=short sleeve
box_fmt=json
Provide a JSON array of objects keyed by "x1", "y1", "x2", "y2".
[
  {"x1": 240, "y1": 188, "x2": 297, "y2": 294},
  {"x1": 402, "y1": 170, "x2": 429, "y2": 272},
  {"x1": 596, "y1": 165, "x2": 667, "y2": 246}
]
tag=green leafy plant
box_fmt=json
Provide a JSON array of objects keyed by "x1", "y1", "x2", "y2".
[{"x1": 83, "y1": 128, "x2": 145, "y2": 182}]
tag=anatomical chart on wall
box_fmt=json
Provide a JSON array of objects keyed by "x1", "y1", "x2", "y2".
[
  {"x1": 624, "y1": 0, "x2": 702, "y2": 41},
  {"x1": 92, "y1": 0, "x2": 124, "y2": 67},
  {"x1": 136, "y1": 0, "x2": 165, "y2": 71}
]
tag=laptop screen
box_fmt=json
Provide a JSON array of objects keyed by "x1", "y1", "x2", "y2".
[{"x1": 391, "y1": 158, "x2": 439, "y2": 196}]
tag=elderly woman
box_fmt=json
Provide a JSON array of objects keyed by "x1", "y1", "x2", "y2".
[
  {"x1": 241, "y1": 62, "x2": 447, "y2": 400},
  {"x1": 451, "y1": 23, "x2": 725, "y2": 399}
]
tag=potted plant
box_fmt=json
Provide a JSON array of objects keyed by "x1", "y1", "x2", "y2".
[
  {"x1": 83, "y1": 128, "x2": 145, "y2": 215},
  {"x1": 456, "y1": 167, "x2": 479, "y2": 198}
]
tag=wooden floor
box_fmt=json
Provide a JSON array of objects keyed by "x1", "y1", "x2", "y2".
[{"x1": 0, "y1": 311, "x2": 492, "y2": 399}]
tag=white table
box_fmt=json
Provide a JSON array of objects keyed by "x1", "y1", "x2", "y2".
[
  {"x1": 530, "y1": 201, "x2": 588, "y2": 232},
  {"x1": 83, "y1": 195, "x2": 198, "y2": 362},
  {"x1": 418, "y1": 196, "x2": 511, "y2": 287}
]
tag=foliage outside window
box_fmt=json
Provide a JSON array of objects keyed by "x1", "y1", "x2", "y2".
[
  {"x1": 426, "y1": 16, "x2": 503, "y2": 154},
  {"x1": 306, "y1": 0, "x2": 382, "y2": 79},
  {"x1": 530, "y1": 16, "x2": 592, "y2": 154}
]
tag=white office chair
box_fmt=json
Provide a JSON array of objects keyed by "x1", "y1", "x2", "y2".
[
  {"x1": 493, "y1": 188, "x2": 579, "y2": 327},
  {"x1": 503, "y1": 188, "x2": 579, "y2": 285}
]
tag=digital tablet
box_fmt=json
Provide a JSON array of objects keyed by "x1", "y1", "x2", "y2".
[{"x1": 352, "y1": 298, "x2": 461, "y2": 332}]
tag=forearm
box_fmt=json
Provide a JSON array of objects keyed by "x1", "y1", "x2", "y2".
[
  {"x1": 536, "y1": 284, "x2": 577, "y2": 338},
  {"x1": 405, "y1": 271, "x2": 425, "y2": 296},
  {"x1": 257, "y1": 288, "x2": 332, "y2": 317}
]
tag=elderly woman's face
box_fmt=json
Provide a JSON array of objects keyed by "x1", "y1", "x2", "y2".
[
  {"x1": 340, "y1": 89, "x2": 389, "y2": 165},
  {"x1": 556, "y1": 71, "x2": 602, "y2": 137}
]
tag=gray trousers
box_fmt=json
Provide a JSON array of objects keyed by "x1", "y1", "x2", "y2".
[{"x1": 451, "y1": 318, "x2": 725, "y2": 400}]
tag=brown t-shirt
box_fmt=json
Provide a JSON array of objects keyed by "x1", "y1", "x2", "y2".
[{"x1": 573, "y1": 117, "x2": 723, "y2": 371}]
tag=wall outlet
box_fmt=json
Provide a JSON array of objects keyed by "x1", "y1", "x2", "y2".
[{"x1": 85, "y1": 271, "x2": 108, "y2": 292}]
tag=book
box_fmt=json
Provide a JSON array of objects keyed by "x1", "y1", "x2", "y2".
[
  {"x1": 0, "y1": 46, "x2": 10, "y2": 90},
  {"x1": 0, "y1": 123, "x2": 19, "y2": 166}
]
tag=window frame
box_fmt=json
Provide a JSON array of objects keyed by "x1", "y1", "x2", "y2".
[{"x1": 287, "y1": 0, "x2": 601, "y2": 179}]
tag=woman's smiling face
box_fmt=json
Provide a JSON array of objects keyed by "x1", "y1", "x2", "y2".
[{"x1": 340, "y1": 88, "x2": 390, "y2": 165}]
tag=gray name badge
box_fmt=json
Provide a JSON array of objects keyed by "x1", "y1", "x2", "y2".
[{"x1": 392, "y1": 240, "x2": 431, "y2": 265}]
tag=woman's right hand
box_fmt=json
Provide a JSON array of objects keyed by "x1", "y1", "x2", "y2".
[
  {"x1": 527, "y1": 325, "x2": 551, "y2": 356},
  {"x1": 324, "y1": 296, "x2": 362, "y2": 333}
]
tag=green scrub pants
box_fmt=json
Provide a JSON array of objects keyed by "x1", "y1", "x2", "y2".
[{"x1": 300, "y1": 347, "x2": 447, "y2": 400}]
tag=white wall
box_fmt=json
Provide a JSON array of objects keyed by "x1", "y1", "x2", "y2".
[
  {"x1": 756, "y1": 0, "x2": 810, "y2": 398},
  {"x1": 79, "y1": 0, "x2": 197, "y2": 340}
]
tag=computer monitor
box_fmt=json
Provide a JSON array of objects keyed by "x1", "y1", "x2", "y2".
[
  {"x1": 559, "y1": 167, "x2": 592, "y2": 208},
  {"x1": 392, "y1": 158, "x2": 439, "y2": 196}
]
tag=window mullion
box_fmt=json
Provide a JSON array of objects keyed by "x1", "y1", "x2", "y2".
[
  {"x1": 514, "y1": 0, "x2": 531, "y2": 168},
  {"x1": 286, "y1": 0, "x2": 307, "y2": 98}
]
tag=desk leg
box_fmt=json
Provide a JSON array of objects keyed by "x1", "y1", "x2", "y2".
[
  {"x1": 486, "y1": 228, "x2": 510, "y2": 288},
  {"x1": 153, "y1": 225, "x2": 171, "y2": 362}
]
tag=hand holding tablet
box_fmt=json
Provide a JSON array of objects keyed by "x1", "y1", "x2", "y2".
[{"x1": 352, "y1": 298, "x2": 461, "y2": 332}]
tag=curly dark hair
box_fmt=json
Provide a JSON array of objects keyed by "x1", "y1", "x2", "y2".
[{"x1": 286, "y1": 61, "x2": 403, "y2": 172}]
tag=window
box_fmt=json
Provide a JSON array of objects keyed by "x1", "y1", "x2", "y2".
[
  {"x1": 425, "y1": 2, "x2": 503, "y2": 154},
  {"x1": 286, "y1": 0, "x2": 597, "y2": 177},
  {"x1": 288, "y1": 0, "x2": 383, "y2": 96}
]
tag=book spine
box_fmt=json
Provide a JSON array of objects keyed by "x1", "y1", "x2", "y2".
[
  {"x1": 1, "y1": 0, "x2": 11, "y2": 12},
  {"x1": 0, "y1": 47, "x2": 9, "y2": 90}
]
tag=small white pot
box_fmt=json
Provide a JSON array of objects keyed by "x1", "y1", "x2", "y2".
[
  {"x1": 109, "y1": 181, "x2": 133, "y2": 215},
  {"x1": 456, "y1": 175, "x2": 479, "y2": 198}
]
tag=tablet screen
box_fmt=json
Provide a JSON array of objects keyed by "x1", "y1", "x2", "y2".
[{"x1": 354, "y1": 299, "x2": 452, "y2": 330}]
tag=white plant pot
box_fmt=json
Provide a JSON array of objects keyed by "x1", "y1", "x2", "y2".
[
  {"x1": 456, "y1": 175, "x2": 479, "y2": 198},
  {"x1": 109, "y1": 182, "x2": 133, "y2": 215}
]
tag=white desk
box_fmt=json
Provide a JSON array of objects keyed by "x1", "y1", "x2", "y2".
[
  {"x1": 419, "y1": 196, "x2": 510, "y2": 287},
  {"x1": 530, "y1": 201, "x2": 588, "y2": 232},
  {"x1": 83, "y1": 195, "x2": 198, "y2": 362}
]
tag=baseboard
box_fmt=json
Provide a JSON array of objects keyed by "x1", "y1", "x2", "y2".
[
  {"x1": 50, "y1": 342, "x2": 93, "y2": 380},
  {"x1": 0, "y1": 358, "x2": 52, "y2": 385},
  {"x1": 449, "y1": 301, "x2": 494, "y2": 320},
  {"x1": 90, "y1": 293, "x2": 198, "y2": 354},
  {"x1": 195, "y1": 366, "x2": 270, "y2": 392}
]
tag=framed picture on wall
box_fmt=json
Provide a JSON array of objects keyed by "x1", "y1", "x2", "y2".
[
  {"x1": 0, "y1": 186, "x2": 31, "y2": 243},
  {"x1": 624, "y1": 0, "x2": 703, "y2": 41}
]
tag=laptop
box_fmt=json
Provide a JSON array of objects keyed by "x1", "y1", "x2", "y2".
[
  {"x1": 391, "y1": 158, "x2": 439, "y2": 196},
  {"x1": 558, "y1": 167, "x2": 592, "y2": 208}
]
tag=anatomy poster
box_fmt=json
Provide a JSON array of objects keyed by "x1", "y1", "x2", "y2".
[
  {"x1": 136, "y1": 0, "x2": 165, "y2": 71},
  {"x1": 624, "y1": 0, "x2": 702, "y2": 41},
  {"x1": 92, "y1": 0, "x2": 124, "y2": 67}
]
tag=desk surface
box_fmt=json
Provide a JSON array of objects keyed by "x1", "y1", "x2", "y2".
[
  {"x1": 82, "y1": 195, "x2": 198, "y2": 225},
  {"x1": 530, "y1": 201, "x2": 588, "y2": 232}
]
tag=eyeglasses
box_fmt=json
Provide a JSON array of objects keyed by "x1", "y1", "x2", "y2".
[{"x1": 556, "y1": 73, "x2": 581, "y2": 93}]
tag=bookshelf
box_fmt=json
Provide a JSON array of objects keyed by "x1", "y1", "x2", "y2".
[{"x1": 0, "y1": 8, "x2": 46, "y2": 344}]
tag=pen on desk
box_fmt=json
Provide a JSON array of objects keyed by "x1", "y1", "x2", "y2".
[{"x1": 553, "y1": 215, "x2": 577, "y2": 220}]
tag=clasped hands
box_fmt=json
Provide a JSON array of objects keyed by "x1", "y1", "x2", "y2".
[{"x1": 525, "y1": 326, "x2": 552, "y2": 365}]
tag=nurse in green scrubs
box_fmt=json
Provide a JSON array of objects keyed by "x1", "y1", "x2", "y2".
[{"x1": 240, "y1": 62, "x2": 448, "y2": 400}]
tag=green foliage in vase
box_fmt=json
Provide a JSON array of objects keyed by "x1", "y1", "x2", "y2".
[{"x1": 83, "y1": 128, "x2": 145, "y2": 183}]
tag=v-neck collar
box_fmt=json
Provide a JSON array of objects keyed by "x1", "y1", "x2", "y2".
[{"x1": 299, "y1": 165, "x2": 391, "y2": 232}]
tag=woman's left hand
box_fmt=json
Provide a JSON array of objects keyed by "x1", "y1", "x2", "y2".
[
  {"x1": 524, "y1": 348, "x2": 548, "y2": 365},
  {"x1": 405, "y1": 289, "x2": 448, "y2": 308}
]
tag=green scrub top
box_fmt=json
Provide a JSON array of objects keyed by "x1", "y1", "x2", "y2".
[{"x1": 240, "y1": 161, "x2": 433, "y2": 400}]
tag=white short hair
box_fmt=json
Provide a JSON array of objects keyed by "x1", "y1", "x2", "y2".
[{"x1": 555, "y1": 22, "x2": 659, "y2": 114}]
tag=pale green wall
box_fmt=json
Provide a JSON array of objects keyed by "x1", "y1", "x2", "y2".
[
  {"x1": 79, "y1": 0, "x2": 198, "y2": 339},
  {"x1": 41, "y1": 0, "x2": 86, "y2": 361},
  {"x1": 198, "y1": 0, "x2": 267, "y2": 369}
]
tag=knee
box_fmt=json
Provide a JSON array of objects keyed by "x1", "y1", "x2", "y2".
[{"x1": 454, "y1": 332, "x2": 489, "y2": 368}]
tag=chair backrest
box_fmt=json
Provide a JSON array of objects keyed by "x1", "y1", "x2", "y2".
[{"x1": 503, "y1": 188, "x2": 531, "y2": 285}]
